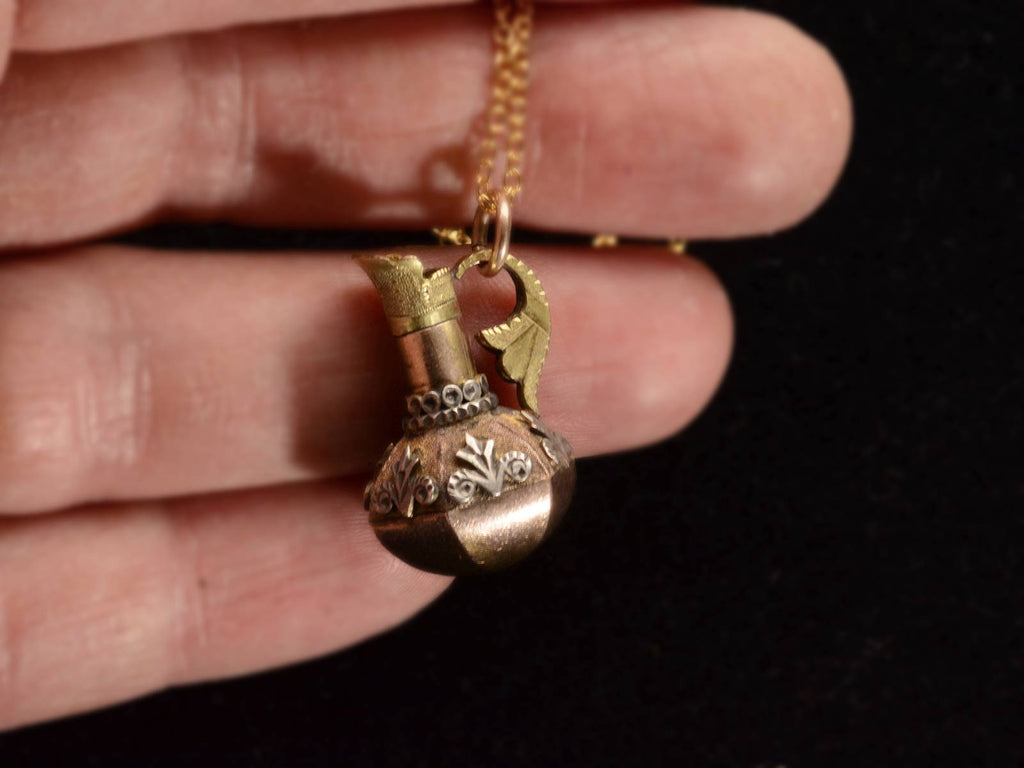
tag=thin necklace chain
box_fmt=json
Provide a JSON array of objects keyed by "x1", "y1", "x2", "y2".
[
  {"x1": 475, "y1": 0, "x2": 533, "y2": 216},
  {"x1": 451, "y1": 0, "x2": 686, "y2": 255}
]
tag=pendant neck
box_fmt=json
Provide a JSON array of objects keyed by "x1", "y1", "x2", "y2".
[{"x1": 396, "y1": 319, "x2": 478, "y2": 393}]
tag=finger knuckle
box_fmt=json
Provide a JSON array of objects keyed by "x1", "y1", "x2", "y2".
[{"x1": 0, "y1": 258, "x2": 154, "y2": 510}]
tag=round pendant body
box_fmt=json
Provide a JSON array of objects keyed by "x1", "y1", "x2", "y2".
[{"x1": 366, "y1": 405, "x2": 574, "y2": 575}]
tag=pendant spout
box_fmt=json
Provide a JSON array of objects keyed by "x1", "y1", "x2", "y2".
[{"x1": 357, "y1": 252, "x2": 478, "y2": 393}]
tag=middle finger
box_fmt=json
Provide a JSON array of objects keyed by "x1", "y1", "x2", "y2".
[{"x1": 0, "y1": 243, "x2": 732, "y2": 514}]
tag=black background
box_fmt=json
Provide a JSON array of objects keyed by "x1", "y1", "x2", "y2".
[{"x1": 2, "y1": 0, "x2": 1022, "y2": 765}]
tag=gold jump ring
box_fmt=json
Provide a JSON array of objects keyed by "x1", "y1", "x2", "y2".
[{"x1": 472, "y1": 193, "x2": 511, "y2": 277}]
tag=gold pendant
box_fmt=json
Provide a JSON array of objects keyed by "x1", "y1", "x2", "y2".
[
  {"x1": 357, "y1": 226, "x2": 575, "y2": 575},
  {"x1": 356, "y1": 0, "x2": 572, "y2": 574}
]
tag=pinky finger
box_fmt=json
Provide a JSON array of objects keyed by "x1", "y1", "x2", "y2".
[{"x1": 0, "y1": 480, "x2": 451, "y2": 730}]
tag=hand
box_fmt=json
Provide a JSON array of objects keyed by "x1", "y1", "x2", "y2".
[{"x1": 0, "y1": 0, "x2": 850, "y2": 729}]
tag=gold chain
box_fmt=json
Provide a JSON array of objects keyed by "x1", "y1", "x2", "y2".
[
  {"x1": 593, "y1": 234, "x2": 689, "y2": 255},
  {"x1": 437, "y1": 1, "x2": 685, "y2": 257},
  {"x1": 475, "y1": 0, "x2": 533, "y2": 216}
]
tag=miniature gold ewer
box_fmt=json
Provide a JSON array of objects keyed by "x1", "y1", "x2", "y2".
[{"x1": 357, "y1": 246, "x2": 575, "y2": 575}]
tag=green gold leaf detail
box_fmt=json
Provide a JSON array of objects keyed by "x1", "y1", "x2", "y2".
[{"x1": 476, "y1": 255, "x2": 551, "y2": 413}]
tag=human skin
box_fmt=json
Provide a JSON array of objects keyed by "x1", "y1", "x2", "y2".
[{"x1": 0, "y1": 0, "x2": 851, "y2": 729}]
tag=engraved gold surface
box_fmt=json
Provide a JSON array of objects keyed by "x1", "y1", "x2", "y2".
[{"x1": 355, "y1": 254, "x2": 460, "y2": 335}]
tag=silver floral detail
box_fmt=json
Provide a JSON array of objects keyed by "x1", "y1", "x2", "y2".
[
  {"x1": 520, "y1": 411, "x2": 573, "y2": 466},
  {"x1": 447, "y1": 434, "x2": 533, "y2": 504},
  {"x1": 369, "y1": 447, "x2": 440, "y2": 518}
]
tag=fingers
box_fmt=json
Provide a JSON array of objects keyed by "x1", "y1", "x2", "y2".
[
  {"x1": 0, "y1": 1, "x2": 11, "y2": 78},
  {"x1": 0, "y1": 243, "x2": 731, "y2": 514},
  {"x1": 14, "y1": 0, "x2": 448, "y2": 51},
  {"x1": 13, "y1": 0, "x2": 617, "y2": 52},
  {"x1": 0, "y1": 480, "x2": 452, "y2": 730},
  {"x1": 0, "y1": 5, "x2": 851, "y2": 249}
]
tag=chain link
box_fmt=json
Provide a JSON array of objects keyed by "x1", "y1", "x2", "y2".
[{"x1": 476, "y1": 0, "x2": 533, "y2": 216}]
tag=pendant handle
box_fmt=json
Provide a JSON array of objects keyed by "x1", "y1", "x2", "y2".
[{"x1": 454, "y1": 248, "x2": 551, "y2": 414}]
